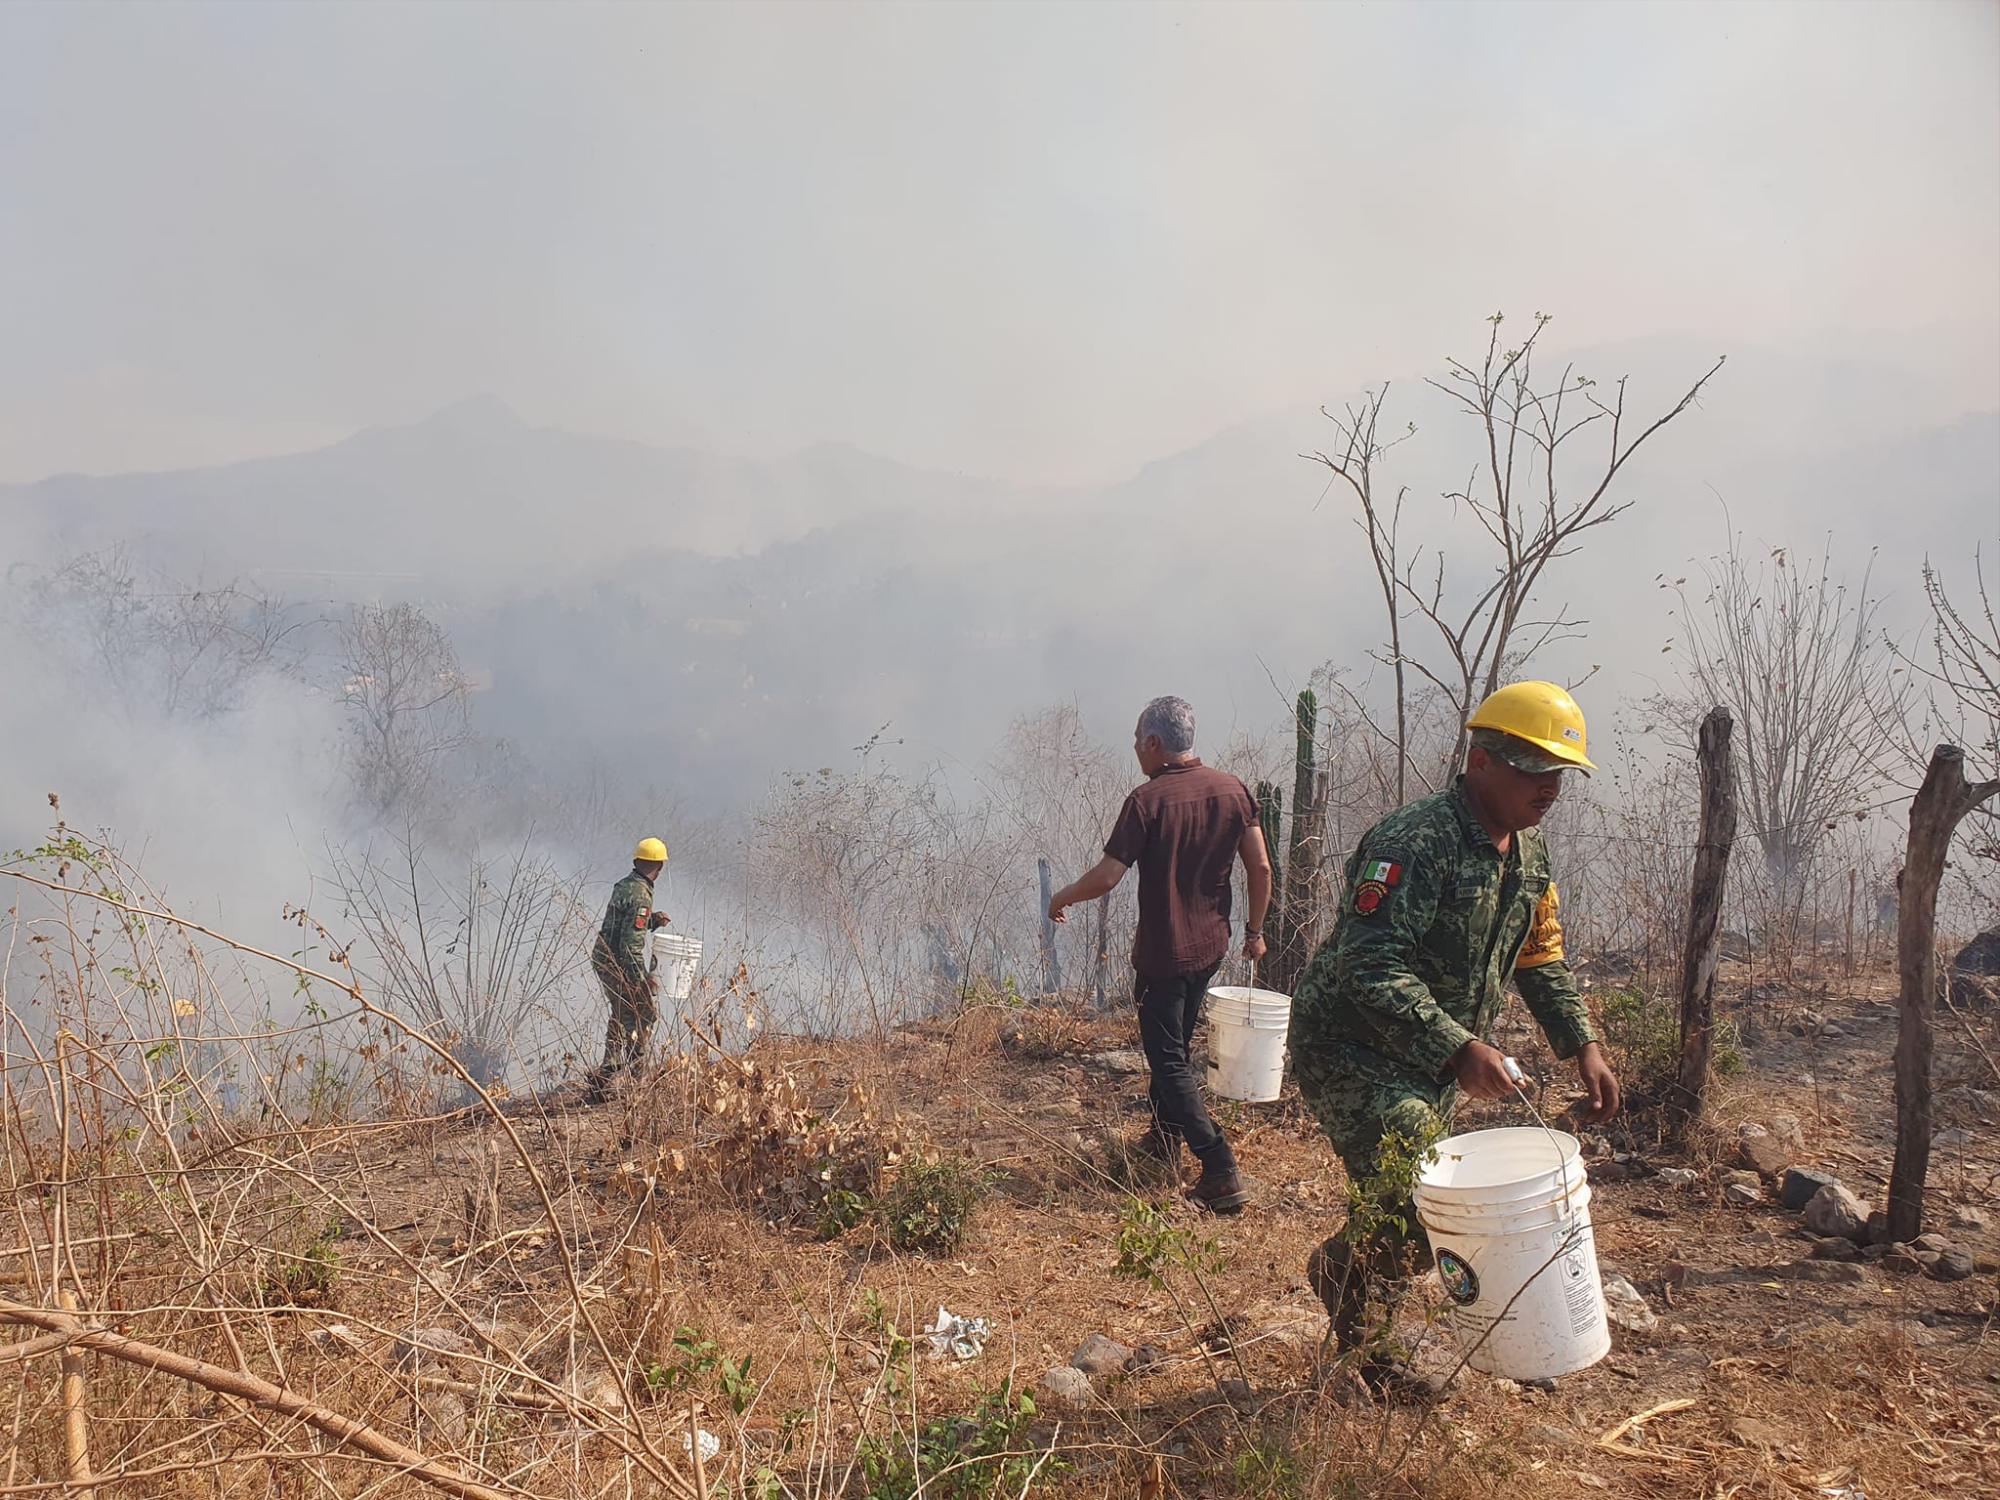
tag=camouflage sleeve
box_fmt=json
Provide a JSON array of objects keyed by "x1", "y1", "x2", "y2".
[
  {"x1": 1331, "y1": 845, "x2": 1476, "y2": 1078},
  {"x1": 1513, "y1": 881, "x2": 1599, "y2": 1060},
  {"x1": 601, "y1": 881, "x2": 651, "y2": 977}
]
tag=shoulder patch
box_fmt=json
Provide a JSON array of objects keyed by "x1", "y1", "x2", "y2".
[{"x1": 1351, "y1": 859, "x2": 1404, "y2": 916}]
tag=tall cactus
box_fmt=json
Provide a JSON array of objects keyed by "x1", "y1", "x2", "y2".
[
  {"x1": 1254, "y1": 780, "x2": 1285, "y2": 987},
  {"x1": 1272, "y1": 689, "x2": 1320, "y2": 995}
]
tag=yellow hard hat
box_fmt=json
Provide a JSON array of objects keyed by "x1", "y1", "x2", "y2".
[
  {"x1": 1466, "y1": 681, "x2": 1596, "y2": 773},
  {"x1": 633, "y1": 836, "x2": 669, "y2": 864}
]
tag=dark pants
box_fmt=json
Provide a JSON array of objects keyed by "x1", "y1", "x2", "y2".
[{"x1": 1135, "y1": 963, "x2": 1236, "y2": 1174}]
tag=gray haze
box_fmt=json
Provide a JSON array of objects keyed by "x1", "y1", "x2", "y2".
[
  {"x1": 3, "y1": 2, "x2": 1995, "y2": 485},
  {"x1": 3, "y1": 2, "x2": 1998, "y2": 1040}
]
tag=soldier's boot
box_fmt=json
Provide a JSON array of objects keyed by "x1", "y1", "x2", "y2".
[
  {"x1": 1306, "y1": 1234, "x2": 1369, "y2": 1352},
  {"x1": 1309, "y1": 1233, "x2": 1445, "y2": 1402}
]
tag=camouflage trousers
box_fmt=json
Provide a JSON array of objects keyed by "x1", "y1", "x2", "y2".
[
  {"x1": 594, "y1": 960, "x2": 657, "y2": 1076},
  {"x1": 1292, "y1": 1043, "x2": 1459, "y2": 1350}
]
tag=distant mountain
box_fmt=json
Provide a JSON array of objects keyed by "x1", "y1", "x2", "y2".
[
  {"x1": 1, "y1": 396, "x2": 1030, "y2": 596},
  {"x1": 7, "y1": 341, "x2": 1992, "y2": 810}
]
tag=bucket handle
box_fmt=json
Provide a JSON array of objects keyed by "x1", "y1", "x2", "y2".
[{"x1": 1503, "y1": 1056, "x2": 1578, "y2": 1222}]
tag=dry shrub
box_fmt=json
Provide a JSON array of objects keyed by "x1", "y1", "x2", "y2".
[
  {"x1": 618, "y1": 1052, "x2": 908, "y2": 1231},
  {"x1": 1000, "y1": 1000, "x2": 1091, "y2": 1062}
]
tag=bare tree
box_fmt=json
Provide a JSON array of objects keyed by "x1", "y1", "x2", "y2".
[
  {"x1": 17, "y1": 547, "x2": 307, "y2": 721},
  {"x1": 338, "y1": 603, "x2": 472, "y2": 819},
  {"x1": 1308, "y1": 313, "x2": 1724, "y2": 788},
  {"x1": 752, "y1": 759, "x2": 1022, "y2": 1031},
  {"x1": 331, "y1": 833, "x2": 592, "y2": 1089},
  {"x1": 1667, "y1": 535, "x2": 1891, "y2": 954},
  {"x1": 1882, "y1": 552, "x2": 2000, "y2": 910}
]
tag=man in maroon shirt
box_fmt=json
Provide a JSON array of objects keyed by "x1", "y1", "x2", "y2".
[{"x1": 1049, "y1": 696, "x2": 1273, "y2": 1212}]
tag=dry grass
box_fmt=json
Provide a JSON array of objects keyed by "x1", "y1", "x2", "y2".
[{"x1": 1, "y1": 841, "x2": 1995, "y2": 1497}]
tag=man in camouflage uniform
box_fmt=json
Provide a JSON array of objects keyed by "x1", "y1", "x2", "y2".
[
  {"x1": 586, "y1": 837, "x2": 671, "y2": 1101},
  {"x1": 1288, "y1": 682, "x2": 1621, "y2": 1387}
]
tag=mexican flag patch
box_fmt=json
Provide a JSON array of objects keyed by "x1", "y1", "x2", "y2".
[{"x1": 1352, "y1": 858, "x2": 1403, "y2": 916}]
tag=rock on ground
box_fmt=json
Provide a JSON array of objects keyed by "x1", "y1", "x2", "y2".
[
  {"x1": 1725, "y1": 1181, "x2": 1762, "y2": 1207},
  {"x1": 1953, "y1": 926, "x2": 2000, "y2": 976},
  {"x1": 1069, "y1": 1334, "x2": 1134, "y2": 1378},
  {"x1": 1780, "y1": 1167, "x2": 1836, "y2": 1211},
  {"x1": 1930, "y1": 1248, "x2": 1976, "y2": 1282},
  {"x1": 1036, "y1": 1365, "x2": 1095, "y2": 1410},
  {"x1": 1803, "y1": 1183, "x2": 1871, "y2": 1241},
  {"x1": 1775, "y1": 1259, "x2": 1869, "y2": 1285},
  {"x1": 1768, "y1": 1114, "x2": 1806, "y2": 1154},
  {"x1": 1600, "y1": 1273, "x2": 1659, "y2": 1336},
  {"x1": 1738, "y1": 1124, "x2": 1790, "y2": 1178}
]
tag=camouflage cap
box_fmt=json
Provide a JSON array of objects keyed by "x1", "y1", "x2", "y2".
[{"x1": 1470, "y1": 726, "x2": 1586, "y2": 775}]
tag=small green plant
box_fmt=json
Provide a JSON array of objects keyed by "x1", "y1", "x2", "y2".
[
  {"x1": 643, "y1": 1326, "x2": 757, "y2": 1414},
  {"x1": 260, "y1": 1217, "x2": 344, "y2": 1309},
  {"x1": 1599, "y1": 984, "x2": 1743, "y2": 1103},
  {"x1": 1113, "y1": 1198, "x2": 1224, "y2": 1287},
  {"x1": 1233, "y1": 1436, "x2": 1305, "y2": 1498},
  {"x1": 856, "y1": 1382, "x2": 1056, "y2": 1500},
  {"x1": 861, "y1": 1289, "x2": 916, "y2": 1398},
  {"x1": 1342, "y1": 1119, "x2": 1443, "y2": 1257},
  {"x1": 816, "y1": 1185, "x2": 870, "y2": 1240},
  {"x1": 878, "y1": 1155, "x2": 988, "y2": 1255}
]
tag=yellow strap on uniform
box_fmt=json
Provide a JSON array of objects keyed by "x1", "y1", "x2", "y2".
[{"x1": 1515, "y1": 881, "x2": 1566, "y2": 970}]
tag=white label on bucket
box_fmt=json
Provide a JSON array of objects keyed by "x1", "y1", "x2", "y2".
[{"x1": 1556, "y1": 1226, "x2": 1599, "y2": 1338}]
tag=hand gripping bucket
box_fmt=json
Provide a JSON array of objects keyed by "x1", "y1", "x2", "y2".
[
  {"x1": 649, "y1": 932, "x2": 703, "y2": 1004},
  {"x1": 1412, "y1": 1126, "x2": 1610, "y2": 1381},
  {"x1": 1202, "y1": 985, "x2": 1292, "y2": 1103}
]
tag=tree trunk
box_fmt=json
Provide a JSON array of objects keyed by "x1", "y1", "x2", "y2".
[
  {"x1": 1035, "y1": 857, "x2": 1062, "y2": 996},
  {"x1": 1277, "y1": 690, "x2": 1319, "y2": 992},
  {"x1": 1887, "y1": 745, "x2": 2000, "y2": 1241},
  {"x1": 1667, "y1": 707, "x2": 1737, "y2": 1140}
]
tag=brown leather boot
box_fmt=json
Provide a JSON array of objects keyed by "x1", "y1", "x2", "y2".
[{"x1": 1190, "y1": 1162, "x2": 1250, "y2": 1214}]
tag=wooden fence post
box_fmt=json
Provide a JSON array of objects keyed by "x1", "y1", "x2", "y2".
[
  {"x1": 1845, "y1": 867, "x2": 1856, "y2": 976},
  {"x1": 1092, "y1": 894, "x2": 1110, "y2": 1011},
  {"x1": 1668, "y1": 707, "x2": 1737, "y2": 1141},
  {"x1": 1887, "y1": 745, "x2": 2000, "y2": 1241},
  {"x1": 1035, "y1": 858, "x2": 1062, "y2": 996}
]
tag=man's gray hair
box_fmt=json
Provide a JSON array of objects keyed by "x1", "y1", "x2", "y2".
[{"x1": 1138, "y1": 696, "x2": 1197, "y2": 755}]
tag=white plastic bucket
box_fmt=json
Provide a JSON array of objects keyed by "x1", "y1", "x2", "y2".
[
  {"x1": 649, "y1": 932, "x2": 703, "y2": 1004},
  {"x1": 1203, "y1": 985, "x2": 1292, "y2": 1103},
  {"x1": 1412, "y1": 1127, "x2": 1610, "y2": 1381}
]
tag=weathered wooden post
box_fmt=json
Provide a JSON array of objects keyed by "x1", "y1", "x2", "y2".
[
  {"x1": 1667, "y1": 707, "x2": 1737, "y2": 1141},
  {"x1": 1092, "y1": 892, "x2": 1110, "y2": 1010},
  {"x1": 1886, "y1": 745, "x2": 2000, "y2": 1241},
  {"x1": 1272, "y1": 689, "x2": 1321, "y2": 995},
  {"x1": 1845, "y1": 867, "x2": 1857, "y2": 976},
  {"x1": 1035, "y1": 857, "x2": 1062, "y2": 996}
]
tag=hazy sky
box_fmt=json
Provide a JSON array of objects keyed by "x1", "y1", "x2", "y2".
[{"x1": 3, "y1": 0, "x2": 1995, "y2": 486}]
